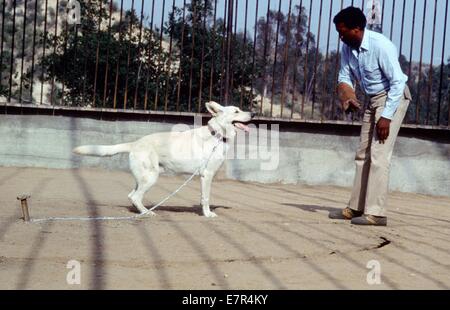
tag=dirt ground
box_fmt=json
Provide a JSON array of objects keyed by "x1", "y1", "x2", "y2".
[{"x1": 0, "y1": 166, "x2": 449, "y2": 289}]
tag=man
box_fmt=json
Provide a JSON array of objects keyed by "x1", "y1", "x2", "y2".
[{"x1": 329, "y1": 7, "x2": 412, "y2": 226}]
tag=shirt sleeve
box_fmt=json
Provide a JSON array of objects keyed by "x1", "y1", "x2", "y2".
[
  {"x1": 378, "y1": 42, "x2": 407, "y2": 119},
  {"x1": 337, "y1": 46, "x2": 355, "y2": 89}
]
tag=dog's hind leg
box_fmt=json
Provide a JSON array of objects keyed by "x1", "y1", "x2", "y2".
[
  {"x1": 127, "y1": 183, "x2": 138, "y2": 199},
  {"x1": 200, "y1": 171, "x2": 217, "y2": 218},
  {"x1": 129, "y1": 151, "x2": 159, "y2": 215}
]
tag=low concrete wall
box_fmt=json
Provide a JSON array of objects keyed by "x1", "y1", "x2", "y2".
[{"x1": 0, "y1": 112, "x2": 449, "y2": 197}]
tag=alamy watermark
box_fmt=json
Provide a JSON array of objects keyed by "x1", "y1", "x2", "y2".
[
  {"x1": 169, "y1": 116, "x2": 280, "y2": 171},
  {"x1": 67, "y1": 0, "x2": 81, "y2": 25},
  {"x1": 66, "y1": 259, "x2": 81, "y2": 285},
  {"x1": 366, "y1": 259, "x2": 381, "y2": 285}
]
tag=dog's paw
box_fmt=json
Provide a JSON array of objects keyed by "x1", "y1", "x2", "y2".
[{"x1": 203, "y1": 211, "x2": 218, "y2": 218}]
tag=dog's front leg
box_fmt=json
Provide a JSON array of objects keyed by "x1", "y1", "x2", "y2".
[{"x1": 200, "y1": 171, "x2": 217, "y2": 218}]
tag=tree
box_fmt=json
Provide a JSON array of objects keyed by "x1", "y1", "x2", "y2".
[
  {"x1": 167, "y1": 0, "x2": 256, "y2": 113},
  {"x1": 0, "y1": 0, "x2": 48, "y2": 102},
  {"x1": 35, "y1": 0, "x2": 169, "y2": 109},
  {"x1": 253, "y1": 4, "x2": 317, "y2": 118}
]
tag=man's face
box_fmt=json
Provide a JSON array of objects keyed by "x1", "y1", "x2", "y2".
[{"x1": 336, "y1": 22, "x2": 362, "y2": 49}]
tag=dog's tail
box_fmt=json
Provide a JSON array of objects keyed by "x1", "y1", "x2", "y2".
[{"x1": 73, "y1": 142, "x2": 133, "y2": 157}]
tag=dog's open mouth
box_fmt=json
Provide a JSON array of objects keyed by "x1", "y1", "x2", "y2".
[{"x1": 233, "y1": 121, "x2": 250, "y2": 132}]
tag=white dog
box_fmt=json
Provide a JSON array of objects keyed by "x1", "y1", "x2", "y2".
[{"x1": 73, "y1": 101, "x2": 254, "y2": 217}]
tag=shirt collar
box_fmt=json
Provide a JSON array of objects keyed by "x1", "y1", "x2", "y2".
[{"x1": 359, "y1": 29, "x2": 370, "y2": 52}]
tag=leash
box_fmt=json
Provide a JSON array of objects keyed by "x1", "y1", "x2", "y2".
[{"x1": 30, "y1": 139, "x2": 223, "y2": 223}]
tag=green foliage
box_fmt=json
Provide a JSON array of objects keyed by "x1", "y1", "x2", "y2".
[
  {"x1": 35, "y1": 0, "x2": 169, "y2": 109},
  {"x1": 167, "y1": 0, "x2": 256, "y2": 113}
]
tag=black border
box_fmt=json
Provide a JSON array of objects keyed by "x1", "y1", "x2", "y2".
[{"x1": 1, "y1": 290, "x2": 449, "y2": 307}]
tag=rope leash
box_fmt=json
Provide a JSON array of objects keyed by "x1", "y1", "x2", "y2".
[{"x1": 30, "y1": 140, "x2": 223, "y2": 223}]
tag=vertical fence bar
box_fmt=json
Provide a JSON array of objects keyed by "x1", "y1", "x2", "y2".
[
  {"x1": 259, "y1": 0, "x2": 271, "y2": 115},
  {"x1": 39, "y1": 0, "x2": 48, "y2": 105},
  {"x1": 143, "y1": 0, "x2": 156, "y2": 110},
  {"x1": 0, "y1": 0, "x2": 6, "y2": 104},
  {"x1": 50, "y1": 0, "x2": 59, "y2": 106},
  {"x1": 153, "y1": 0, "x2": 166, "y2": 111},
  {"x1": 188, "y1": 0, "x2": 197, "y2": 111},
  {"x1": 249, "y1": 0, "x2": 259, "y2": 111},
  {"x1": 92, "y1": 0, "x2": 104, "y2": 108},
  {"x1": 358, "y1": 0, "x2": 368, "y2": 122},
  {"x1": 221, "y1": 0, "x2": 233, "y2": 105},
  {"x1": 238, "y1": 0, "x2": 249, "y2": 109},
  {"x1": 224, "y1": 0, "x2": 234, "y2": 105},
  {"x1": 197, "y1": 0, "x2": 208, "y2": 113},
  {"x1": 320, "y1": 0, "x2": 333, "y2": 121},
  {"x1": 228, "y1": 0, "x2": 239, "y2": 106},
  {"x1": 150, "y1": 0, "x2": 156, "y2": 32},
  {"x1": 113, "y1": 0, "x2": 124, "y2": 109},
  {"x1": 437, "y1": 0, "x2": 449, "y2": 126},
  {"x1": 123, "y1": 0, "x2": 135, "y2": 110},
  {"x1": 331, "y1": 0, "x2": 344, "y2": 120},
  {"x1": 269, "y1": 0, "x2": 282, "y2": 117},
  {"x1": 426, "y1": 0, "x2": 437, "y2": 125},
  {"x1": 389, "y1": 0, "x2": 395, "y2": 41},
  {"x1": 380, "y1": 0, "x2": 385, "y2": 33},
  {"x1": 311, "y1": 0, "x2": 323, "y2": 119},
  {"x1": 208, "y1": 0, "x2": 218, "y2": 102},
  {"x1": 30, "y1": 0, "x2": 38, "y2": 104},
  {"x1": 290, "y1": 0, "x2": 303, "y2": 119},
  {"x1": 69, "y1": 6, "x2": 81, "y2": 105},
  {"x1": 164, "y1": 0, "x2": 176, "y2": 112},
  {"x1": 197, "y1": 0, "x2": 207, "y2": 113},
  {"x1": 224, "y1": 0, "x2": 239, "y2": 105},
  {"x1": 280, "y1": 0, "x2": 293, "y2": 118},
  {"x1": 19, "y1": 0, "x2": 28, "y2": 103},
  {"x1": 219, "y1": 0, "x2": 228, "y2": 104},
  {"x1": 220, "y1": 0, "x2": 227, "y2": 104},
  {"x1": 399, "y1": 0, "x2": 406, "y2": 55},
  {"x1": 175, "y1": 0, "x2": 186, "y2": 112},
  {"x1": 416, "y1": 0, "x2": 427, "y2": 124},
  {"x1": 407, "y1": 0, "x2": 416, "y2": 123},
  {"x1": 225, "y1": 0, "x2": 239, "y2": 105},
  {"x1": 60, "y1": 2, "x2": 70, "y2": 106},
  {"x1": 133, "y1": 0, "x2": 145, "y2": 110},
  {"x1": 81, "y1": 0, "x2": 92, "y2": 106},
  {"x1": 8, "y1": 0, "x2": 17, "y2": 103},
  {"x1": 301, "y1": 0, "x2": 312, "y2": 118},
  {"x1": 102, "y1": 0, "x2": 114, "y2": 108}
]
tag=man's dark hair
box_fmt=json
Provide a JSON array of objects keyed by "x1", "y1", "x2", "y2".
[{"x1": 333, "y1": 6, "x2": 367, "y2": 30}]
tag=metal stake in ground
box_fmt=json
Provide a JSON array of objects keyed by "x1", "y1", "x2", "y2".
[{"x1": 17, "y1": 194, "x2": 31, "y2": 222}]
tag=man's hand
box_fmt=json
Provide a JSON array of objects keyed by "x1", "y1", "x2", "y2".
[
  {"x1": 376, "y1": 117, "x2": 391, "y2": 144},
  {"x1": 343, "y1": 98, "x2": 361, "y2": 113},
  {"x1": 337, "y1": 83, "x2": 360, "y2": 113}
]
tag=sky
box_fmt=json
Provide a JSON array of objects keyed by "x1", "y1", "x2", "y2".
[{"x1": 120, "y1": 0, "x2": 450, "y2": 65}]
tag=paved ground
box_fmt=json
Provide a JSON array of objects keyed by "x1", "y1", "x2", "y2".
[{"x1": 0, "y1": 166, "x2": 449, "y2": 289}]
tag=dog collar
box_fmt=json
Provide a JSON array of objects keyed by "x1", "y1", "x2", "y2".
[{"x1": 210, "y1": 130, "x2": 228, "y2": 143}]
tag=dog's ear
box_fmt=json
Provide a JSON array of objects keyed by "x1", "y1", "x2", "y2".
[{"x1": 205, "y1": 101, "x2": 223, "y2": 116}]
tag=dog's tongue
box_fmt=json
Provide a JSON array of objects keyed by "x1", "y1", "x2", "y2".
[{"x1": 234, "y1": 122, "x2": 250, "y2": 132}]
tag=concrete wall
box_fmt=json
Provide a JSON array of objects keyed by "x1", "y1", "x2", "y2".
[{"x1": 0, "y1": 113, "x2": 449, "y2": 197}]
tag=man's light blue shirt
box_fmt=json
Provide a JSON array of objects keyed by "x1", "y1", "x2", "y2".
[{"x1": 338, "y1": 29, "x2": 408, "y2": 120}]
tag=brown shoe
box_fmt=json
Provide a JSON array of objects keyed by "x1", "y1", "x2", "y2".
[
  {"x1": 329, "y1": 207, "x2": 363, "y2": 220},
  {"x1": 351, "y1": 215, "x2": 387, "y2": 226}
]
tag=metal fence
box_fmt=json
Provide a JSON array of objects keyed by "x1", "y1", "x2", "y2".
[{"x1": 0, "y1": 0, "x2": 449, "y2": 127}]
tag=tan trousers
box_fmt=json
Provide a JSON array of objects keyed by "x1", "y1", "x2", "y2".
[{"x1": 348, "y1": 86, "x2": 412, "y2": 217}]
